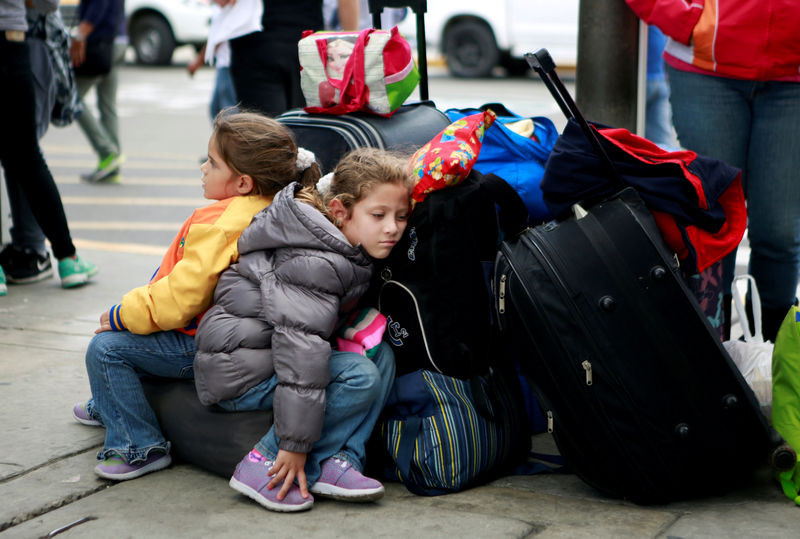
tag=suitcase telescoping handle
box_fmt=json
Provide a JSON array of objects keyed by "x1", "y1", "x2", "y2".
[
  {"x1": 525, "y1": 48, "x2": 622, "y2": 189},
  {"x1": 368, "y1": 0, "x2": 429, "y2": 101}
]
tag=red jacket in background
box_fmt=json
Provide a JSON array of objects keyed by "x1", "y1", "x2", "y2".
[{"x1": 625, "y1": 0, "x2": 800, "y2": 81}]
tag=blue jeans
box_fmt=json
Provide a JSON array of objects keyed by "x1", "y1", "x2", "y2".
[
  {"x1": 645, "y1": 76, "x2": 678, "y2": 149},
  {"x1": 210, "y1": 66, "x2": 237, "y2": 121},
  {"x1": 218, "y1": 343, "x2": 396, "y2": 485},
  {"x1": 667, "y1": 66, "x2": 800, "y2": 310},
  {"x1": 85, "y1": 330, "x2": 196, "y2": 463}
]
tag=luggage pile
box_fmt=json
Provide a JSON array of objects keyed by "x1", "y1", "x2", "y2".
[{"x1": 143, "y1": 1, "x2": 797, "y2": 507}]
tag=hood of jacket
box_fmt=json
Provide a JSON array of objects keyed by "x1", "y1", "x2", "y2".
[{"x1": 238, "y1": 182, "x2": 371, "y2": 268}]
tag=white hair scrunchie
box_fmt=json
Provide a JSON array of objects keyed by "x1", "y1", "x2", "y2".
[
  {"x1": 295, "y1": 147, "x2": 316, "y2": 172},
  {"x1": 316, "y1": 172, "x2": 334, "y2": 196}
]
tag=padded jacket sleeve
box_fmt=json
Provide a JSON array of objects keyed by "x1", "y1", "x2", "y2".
[
  {"x1": 264, "y1": 251, "x2": 345, "y2": 454},
  {"x1": 625, "y1": 0, "x2": 704, "y2": 45}
]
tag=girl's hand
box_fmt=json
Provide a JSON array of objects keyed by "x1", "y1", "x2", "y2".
[
  {"x1": 267, "y1": 450, "x2": 309, "y2": 500},
  {"x1": 95, "y1": 310, "x2": 112, "y2": 334}
]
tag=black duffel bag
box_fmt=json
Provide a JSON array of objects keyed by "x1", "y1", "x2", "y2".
[{"x1": 141, "y1": 378, "x2": 272, "y2": 478}]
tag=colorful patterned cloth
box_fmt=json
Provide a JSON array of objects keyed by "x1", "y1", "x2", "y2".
[{"x1": 409, "y1": 110, "x2": 496, "y2": 209}]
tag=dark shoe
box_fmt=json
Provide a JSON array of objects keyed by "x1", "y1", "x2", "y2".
[{"x1": 0, "y1": 244, "x2": 53, "y2": 284}]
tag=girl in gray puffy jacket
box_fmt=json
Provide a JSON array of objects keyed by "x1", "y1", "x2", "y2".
[{"x1": 194, "y1": 147, "x2": 412, "y2": 512}]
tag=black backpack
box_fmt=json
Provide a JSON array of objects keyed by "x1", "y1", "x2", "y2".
[{"x1": 374, "y1": 170, "x2": 528, "y2": 379}]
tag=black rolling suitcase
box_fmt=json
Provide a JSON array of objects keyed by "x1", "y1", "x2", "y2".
[
  {"x1": 493, "y1": 49, "x2": 791, "y2": 504},
  {"x1": 277, "y1": 0, "x2": 450, "y2": 173}
]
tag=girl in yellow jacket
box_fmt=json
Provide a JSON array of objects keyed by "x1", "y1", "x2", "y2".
[{"x1": 72, "y1": 110, "x2": 322, "y2": 481}]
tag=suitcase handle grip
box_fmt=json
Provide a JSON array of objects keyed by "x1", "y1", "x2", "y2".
[{"x1": 525, "y1": 48, "x2": 623, "y2": 189}]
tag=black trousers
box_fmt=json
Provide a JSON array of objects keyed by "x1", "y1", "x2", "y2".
[
  {"x1": 0, "y1": 37, "x2": 75, "y2": 259},
  {"x1": 229, "y1": 36, "x2": 305, "y2": 118}
]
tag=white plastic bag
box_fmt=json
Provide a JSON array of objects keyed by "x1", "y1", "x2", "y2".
[{"x1": 723, "y1": 275, "x2": 773, "y2": 406}]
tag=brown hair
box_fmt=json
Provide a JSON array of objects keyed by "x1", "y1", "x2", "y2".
[
  {"x1": 212, "y1": 108, "x2": 321, "y2": 196},
  {"x1": 295, "y1": 147, "x2": 412, "y2": 222}
]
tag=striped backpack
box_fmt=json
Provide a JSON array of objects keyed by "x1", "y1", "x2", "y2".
[{"x1": 376, "y1": 366, "x2": 529, "y2": 495}]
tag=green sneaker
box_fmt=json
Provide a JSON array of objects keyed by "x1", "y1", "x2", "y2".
[
  {"x1": 0, "y1": 265, "x2": 7, "y2": 296},
  {"x1": 81, "y1": 153, "x2": 125, "y2": 183},
  {"x1": 58, "y1": 255, "x2": 99, "y2": 288}
]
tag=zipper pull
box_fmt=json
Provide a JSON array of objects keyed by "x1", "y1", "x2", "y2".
[
  {"x1": 498, "y1": 274, "x2": 507, "y2": 314},
  {"x1": 380, "y1": 266, "x2": 392, "y2": 281},
  {"x1": 582, "y1": 360, "x2": 593, "y2": 386},
  {"x1": 547, "y1": 410, "x2": 554, "y2": 433}
]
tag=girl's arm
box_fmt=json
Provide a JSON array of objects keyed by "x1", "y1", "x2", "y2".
[
  {"x1": 624, "y1": 0, "x2": 705, "y2": 45},
  {"x1": 265, "y1": 253, "x2": 345, "y2": 456},
  {"x1": 110, "y1": 197, "x2": 267, "y2": 334}
]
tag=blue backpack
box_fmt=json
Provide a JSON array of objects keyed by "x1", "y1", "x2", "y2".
[{"x1": 446, "y1": 104, "x2": 558, "y2": 223}]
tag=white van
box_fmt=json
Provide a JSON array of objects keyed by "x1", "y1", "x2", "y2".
[
  {"x1": 398, "y1": 0, "x2": 578, "y2": 77},
  {"x1": 60, "y1": 0, "x2": 212, "y2": 66}
]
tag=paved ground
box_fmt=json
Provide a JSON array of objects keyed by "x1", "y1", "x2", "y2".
[{"x1": 1, "y1": 61, "x2": 798, "y2": 538}]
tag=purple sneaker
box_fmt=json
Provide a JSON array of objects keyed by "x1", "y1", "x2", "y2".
[
  {"x1": 94, "y1": 452, "x2": 172, "y2": 481},
  {"x1": 310, "y1": 457, "x2": 384, "y2": 501},
  {"x1": 229, "y1": 456, "x2": 314, "y2": 512},
  {"x1": 72, "y1": 401, "x2": 102, "y2": 427}
]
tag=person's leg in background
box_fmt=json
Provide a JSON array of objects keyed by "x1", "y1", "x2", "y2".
[
  {"x1": 0, "y1": 179, "x2": 52, "y2": 284},
  {"x1": 645, "y1": 75, "x2": 679, "y2": 149},
  {"x1": 743, "y1": 81, "x2": 800, "y2": 340},
  {"x1": 88, "y1": 41, "x2": 127, "y2": 183},
  {"x1": 0, "y1": 38, "x2": 97, "y2": 289},
  {"x1": 0, "y1": 35, "x2": 57, "y2": 284},
  {"x1": 667, "y1": 66, "x2": 752, "y2": 339},
  {"x1": 75, "y1": 70, "x2": 122, "y2": 183},
  {"x1": 210, "y1": 65, "x2": 238, "y2": 120}
]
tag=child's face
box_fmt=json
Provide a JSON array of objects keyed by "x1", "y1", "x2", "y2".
[
  {"x1": 338, "y1": 182, "x2": 409, "y2": 259},
  {"x1": 200, "y1": 134, "x2": 240, "y2": 200},
  {"x1": 326, "y1": 39, "x2": 354, "y2": 79}
]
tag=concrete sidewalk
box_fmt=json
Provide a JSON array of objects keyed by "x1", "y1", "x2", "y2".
[{"x1": 1, "y1": 247, "x2": 797, "y2": 538}]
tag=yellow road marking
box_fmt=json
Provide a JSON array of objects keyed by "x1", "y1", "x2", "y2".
[
  {"x1": 68, "y1": 221, "x2": 183, "y2": 231},
  {"x1": 55, "y1": 177, "x2": 199, "y2": 186},
  {"x1": 73, "y1": 238, "x2": 165, "y2": 256},
  {"x1": 62, "y1": 196, "x2": 206, "y2": 206},
  {"x1": 41, "y1": 144, "x2": 203, "y2": 161},
  {"x1": 47, "y1": 159, "x2": 199, "y2": 170}
]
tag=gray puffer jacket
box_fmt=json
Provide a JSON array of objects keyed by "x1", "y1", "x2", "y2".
[{"x1": 194, "y1": 183, "x2": 373, "y2": 454}]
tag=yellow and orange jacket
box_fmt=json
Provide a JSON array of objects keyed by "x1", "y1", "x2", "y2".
[
  {"x1": 626, "y1": 0, "x2": 800, "y2": 81},
  {"x1": 108, "y1": 195, "x2": 271, "y2": 335}
]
